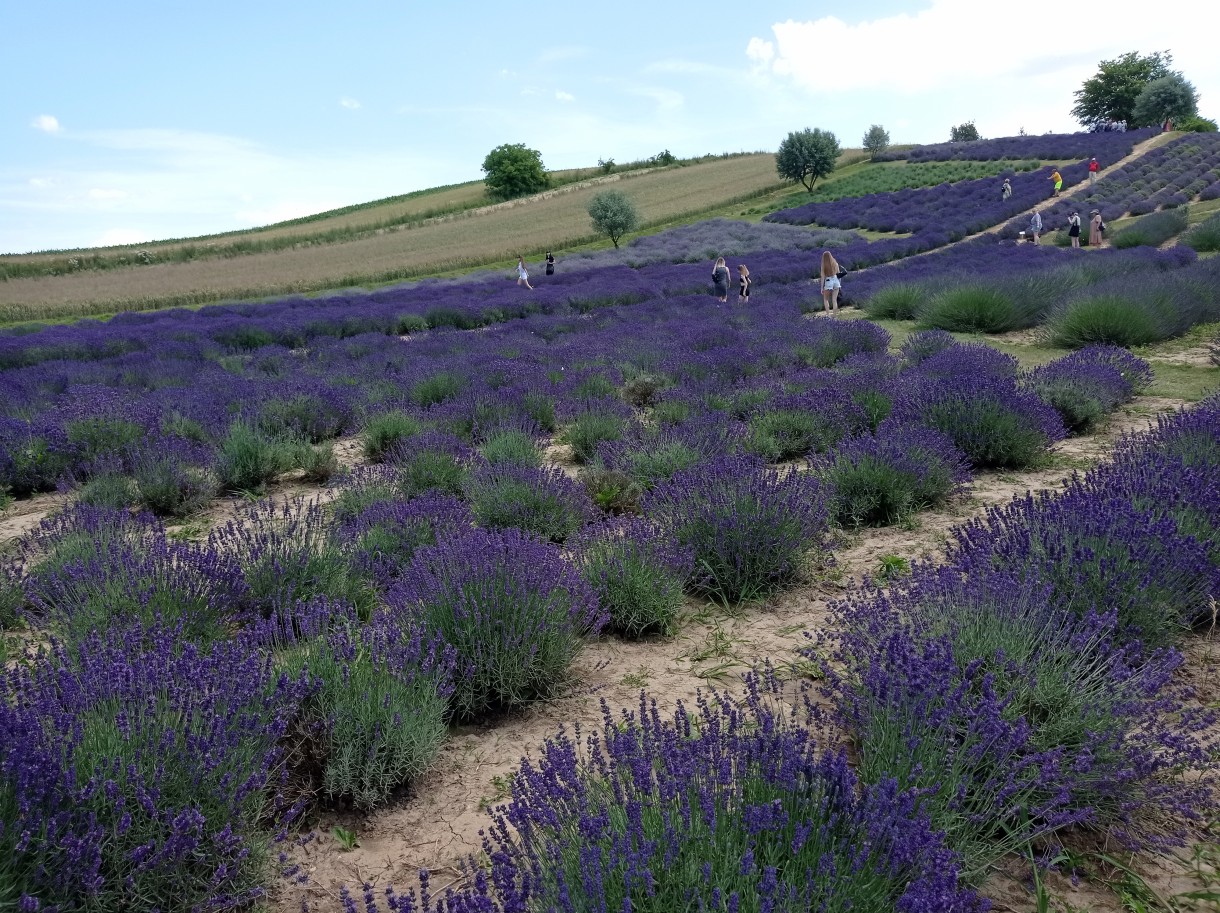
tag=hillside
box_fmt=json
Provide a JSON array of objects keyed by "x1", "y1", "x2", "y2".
[{"x1": 0, "y1": 154, "x2": 786, "y2": 322}]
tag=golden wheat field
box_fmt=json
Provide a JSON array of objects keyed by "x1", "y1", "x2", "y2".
[{"x1": 0, "y1": 155, "x2": 782, "y2": 321}]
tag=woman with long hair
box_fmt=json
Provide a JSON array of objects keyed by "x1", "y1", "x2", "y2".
[
  {"x1": 516, "y1": 255, "x2": 533, "y2": 290},
  {"x1": 711, "y1": 257, "x2": 730, "y2": 302},
  {"x1": 1067, "y1": 211, "x2": 1082, "y2": 248},
  {"x1": 737, "y1": 264, "x2": 751, "y2": 304},
  {"x1": 819, "y1": 250, "x2": 842, "y2": 316}
]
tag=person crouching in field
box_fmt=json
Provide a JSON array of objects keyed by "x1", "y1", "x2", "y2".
[
  {"x1": 516, "y1": 255, "x2": 533, "y2": 289},
  {"x1": 738, "y1": 264, "x2": 751, "y2": 303},
  {"x1": 818, "y1": 251, "x2": 842, "y2": 317}
]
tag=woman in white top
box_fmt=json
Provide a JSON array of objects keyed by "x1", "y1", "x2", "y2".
[
  {"x1": 516, "y1": 255, "x2": 533, "y2": 290},
  {"x1": 819, "y1": 250, "x2": 842, "y2": 317}
]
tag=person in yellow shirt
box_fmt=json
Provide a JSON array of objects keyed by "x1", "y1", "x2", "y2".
[{"x1": 1049, "y1": 169, "x2": 1063, "y2": 196}]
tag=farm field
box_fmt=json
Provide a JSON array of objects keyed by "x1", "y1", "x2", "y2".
[{"x1": 2, "y1": 127, "x2": 1220, "y2": 913}]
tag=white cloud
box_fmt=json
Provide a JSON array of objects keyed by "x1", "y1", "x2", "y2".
[
  {"x1": 751, "y1": 1, "x2": 1220, "y2": 102},
  {"x1": 628, "y1": 86, "x2": 684, "y2": 111},
  {"x1": 32, "y1": 114, "x2": 61, "y2": 133},
  {"x1": 340, "y1": 97, "x2": 361, "y2": 109},
  {"x1": 28, "y1": 177, "x2": 53, "y2": 187},
  {"x1": 555, "y1": 90, "x2": 575, "y2": 102}
]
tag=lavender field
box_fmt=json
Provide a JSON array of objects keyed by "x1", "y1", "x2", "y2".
[{"x1": 2, "y1": 128, "x2": 1219, "y2": 913}]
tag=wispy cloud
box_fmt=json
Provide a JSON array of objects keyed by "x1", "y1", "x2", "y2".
[
  {"x1": 555, "y1": 90, "x2": 575, "y2": 102},
  {"x1": 340, "y1": 97, "x2": 361, "y2": 110},
  {"x1": 32, "y1": 114, "x2": 61, "y2": 133}
]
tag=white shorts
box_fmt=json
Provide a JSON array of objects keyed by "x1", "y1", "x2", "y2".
[{"x1": 823, "y1": 277, "x2": 841, "y2": 291}]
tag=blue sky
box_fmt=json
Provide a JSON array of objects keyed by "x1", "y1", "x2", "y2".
[{"x1": 3, "y1": 0, "x2": 1216, "y2": 254}]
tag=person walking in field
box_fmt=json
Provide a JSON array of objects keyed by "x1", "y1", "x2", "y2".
[
  {"x1": 1049, "y1": 169, "x2": 1063, "y2": 197},
  {"x1": 1088, "y1": 157, "x2": 1100, "y2": 185},
  {"x1": 1029, "y1": 210, "x2": 1043, "y2": 244},
  {"x1": 1001, "y1": 177, "x2": 1012, "y2": 201},
  {"x1": 737, "y1": 264, "x2": 751, "y2": 303},
  {"x1": 516, "y1": 255, "x2": 533, "y2": 289},
  {"x1": 711, "y1": 257, "x2": 730, "y2": 302},
  {"x1": 545, "y1": 251, "x2": 555, "y2": 276},
  {"x1": 1067, "y1": 211, "x2": 1082, "y2": 248},
  {"x1": 1089, "y1": 209, "x2": 1104, "y2": 246},
  {"x1": 818, "y1": 250, "x2": 842, "y2": 317}
]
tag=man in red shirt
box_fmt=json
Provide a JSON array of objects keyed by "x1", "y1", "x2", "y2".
[{"x1": 1088, "y1": 157, "x2": 1100, "y2": 185}]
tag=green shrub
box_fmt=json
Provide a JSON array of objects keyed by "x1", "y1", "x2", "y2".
[
  {"x1": 1182, "y1": 212, "x2": 1220, "y2": 253},
  {"x1": 64, "y1": 417, "x2": 145, "y2": 468},
  {"x1": 394, "y1": 313, "x2": 429, "y2": 334},
  {"x1": 296, "y1": 442, "x2": 339, "y2": 483},
  {"x1": 559, "y1": 411, "x2": 626, "y2": 464},
  {"x1": 77, "y1": 473, "x2": 140, "y2": 510},
  {"x1": 215, "y1": 421, "x2": 298, "y2": 494},
  {"x1": 865, "y1": 283, "x2": 924, "y2": 320},
  {"x1": 1111, "y1": 208, "x2": 1189, "y2": 249},
  {"x1": 361, "y1": 411, "x2": 422, "y2": 462},
  {"x1": 916, "y1": 286, "x2": 1027, "y2": 333},
  {"x1": 479, "y1": 429, "x2": 543, "y2": 467},
  {"x1": 133, "y1": 456, "x2": 215, "y2": 518},
  {"x1": 275, "y1": 607, "x2": 452, "y2": 809},
  {"x1": 581, "y1": 465, "x2": 643, "y2": 515},
  {"x1": 411, "y1": 372, "x2": 464, "y2": 408},
  {"x1": 1045, "y1": 295, "x2": 1163, "y2": 348}
]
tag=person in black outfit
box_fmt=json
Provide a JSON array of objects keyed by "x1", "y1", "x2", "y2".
[
  {"x1": 711, "y1": 257, "x2": 729, "y2": 302},
  {"x1": 545, "y1": 251, "x2": 555, "y2": 276}
]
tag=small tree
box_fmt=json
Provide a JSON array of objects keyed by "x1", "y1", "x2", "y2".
[
  {"x1": 862, "y1": 125, "x2": 890, "y2": 159},
  {"x1": 776, "y1": 128, "x2": 841, "y2": 193},
  {"x1": 1131, "y1": 74, "x2": 1199, "y2": 127},
  {"x1": 481, "y1": 143, "x2": 548, "y2": 200},
  {"x1": 597, "y1": 157, "x2": 616, "y2": 174},
  {"x1": 587, "y1": 190, "x2": 640, "y2": 248},
  {"x1": 949, "y1": 121, "x2": 980, "y2": 142},
  {"x1": 1071, "y1": 51, "x2": 1175, "y2": 129},
  {"x1": 652, "y1": 149, "x2": 676, "y2": 166}
]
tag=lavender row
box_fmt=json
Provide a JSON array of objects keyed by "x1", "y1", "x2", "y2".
[{"x1": 873, "y1": 127, "x2": 1159, "y2": 163}]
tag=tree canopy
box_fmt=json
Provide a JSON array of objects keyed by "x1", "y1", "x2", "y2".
[
  {"x1": 776, "y1": 128, "x2": 841, "y2": 193},
  {"x1": 587, "y1": 190, "x2": 640, "y2": 248},
  {"x1": 949, "y1": 121, "x2": 980, "y2": 142},
  {"x1": 1071, "y1": 51, "x2": 1176, "y2": 128},
  {"x1": 862, "y1": 125, "x2": 890, "y2": 158},
  {"x1": 481, "y1": 143, "x2": 549, "y2": 201},
  {"x1": 1131, "y1": 74, "x2": 1200, "y2": 127}
]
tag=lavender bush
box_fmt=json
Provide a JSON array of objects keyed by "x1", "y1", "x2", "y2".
[
  {"x1": 643, "y1": 454, "x2": 830, "y2": 604},
  {"x1": 262, "y1": 600, "x2": 456, "y2": 809},
  {"x1": 338, "y1": 490, "x2": 473, "y2": 589},
  {"x1": 388, "y1": 527, "x2": 604, "y2": 720},
  {"x1": 1023, "y1": 346, "x2": 1151, "y2": 433},
  {"x1": 463, "y1": 461, "x2": 595, "y2": 543},
  {"x1": 891, "y1": 375, "x2": 1066, "y2": 469},
  {"x1": 0, "y1": 622, "x2": 311, "y2": 911},
  {"x1": 572, "y1": 518, "x2": 694, "y2": 637},
  {"x1": 827, "y1": 568, "x2": 1214, "y2": 876},
  {"x1": 822, "y1": 422, "x2": 970, "y2": 527}
]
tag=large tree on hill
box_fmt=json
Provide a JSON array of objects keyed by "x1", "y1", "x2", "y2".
[
  {"x1": 949, "y1": 121, "x2": 980, "y2": 142},
  {"x1": 1071, "y1": 51, "x2": 1176, "y2": 128},
  {"x1": 776, "y1": 128, "x2": 841, "y2": 193},
  {"x1": 862, "y1": 124, "x2": 890, "y2": 159},
  {"x1": 481, "y1": 143, "x2": 549, "y2": 200},
  {"x1": 1131, "y1": 74, "x2": 1199, "y2": 127},
  {"x1": 587, "y1": 190, "x2": 640, "y2": 248}
]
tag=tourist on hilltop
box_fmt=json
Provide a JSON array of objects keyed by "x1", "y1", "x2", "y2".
[
  {"x1": 711, "y1": 257, "x2": 730, "y2": 302},
  {"x1": 545, "y1": 251, "x2": 555, "y2": 276},
  {"x1": 1001, "y1": 177, "x2": 1012, "y2": 201},
  {"x1": 1049, "y1": 169, "x2": 1063, "y2": 197},
  {"x1": 1088, "y1": 157, "x2": 1100, "y2": 185},
  {"x1": 1067, "y1": 211, "x2": 1082, "y2": 248},
  {"x1": 1089, "y1": 209, "x2": 1104, "y2": 246},
  {"x1": 1029, "y1": 210, "x2": 1043, "y2": 244},
  {"x1": 818, "y1": 250, "x2": 843, "y2": 317},
  {"x1": 516, "y1": 255, "x2": 533, "y2": 290},
  {"x1": 738, "y1": 264, "x2": 752, "y2": 304}
]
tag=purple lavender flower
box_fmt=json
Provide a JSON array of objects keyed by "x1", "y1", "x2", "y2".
[{"x1": 388, "y1": 527, "x2": 604, "y2": 720}]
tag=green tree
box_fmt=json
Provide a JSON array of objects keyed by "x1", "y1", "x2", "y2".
[
  {"x1": 481, "y1": 143, "x2": 548, "y2": 200},
  {"x1": 1071, "y1": 50, "x2": 1175, "y2": 128},
  {"x1": 862, "y1": 124, "x2": 890, "y2": 159},
  {"x1": 1131, "y1": 74, "x2": 1199, "y2": 127},
  {"x1": 949, "y1": 121, "x2": 980, "y2": 142},
  {"x1": 776, "y1": 128, "x2": 841, "y2": 193},
  {"x1": 587, "y1": 190, "x2": 640, "y2": 248}
]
